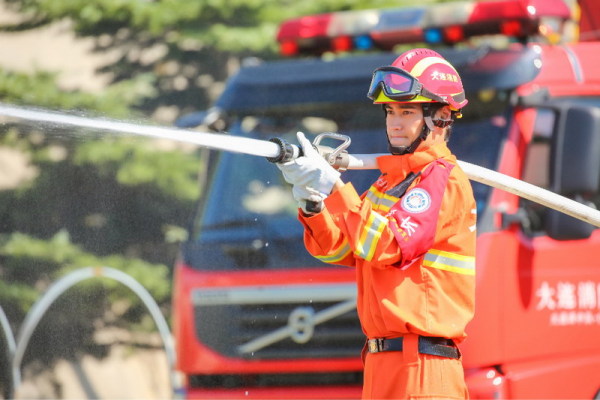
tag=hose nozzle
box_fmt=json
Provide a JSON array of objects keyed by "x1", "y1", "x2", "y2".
[{"x1": 267, "y1": 132, "x2": 351, "y2": 171}]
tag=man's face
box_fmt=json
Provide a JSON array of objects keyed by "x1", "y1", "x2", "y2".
[{"x1": 384, "y1": 103, "x2": 425, "y2": 149}]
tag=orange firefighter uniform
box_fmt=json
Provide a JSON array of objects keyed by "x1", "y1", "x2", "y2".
[{"x1": 299, "y1": 141, "x2": 476, "y2": 399}]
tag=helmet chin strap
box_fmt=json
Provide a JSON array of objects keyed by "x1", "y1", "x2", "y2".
[
  {"x1": 388, "y1": 124, "x2": 428, "y2": 155},
  {"x1": 387, "y1": 104, "x2": 452, "y2": 155}
]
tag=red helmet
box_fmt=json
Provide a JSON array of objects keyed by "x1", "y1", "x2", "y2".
[{"x1": 368, "y1": 48, "x2": 468, "y2": 111}]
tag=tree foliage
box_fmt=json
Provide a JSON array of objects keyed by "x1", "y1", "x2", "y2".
[
  {"x1": 0, "y1": 70, "x2": 201, "y2": 382},
  {"x1": 0, "y1": 69, "x2": 150, "y2": 117},
  {"x1": 0, "y1": 0, "x2": 408, "y2": 115}
]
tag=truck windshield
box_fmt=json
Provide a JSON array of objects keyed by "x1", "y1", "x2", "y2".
[{"x1": 184, "y1": 96, "x2": 510, "y2": 271}]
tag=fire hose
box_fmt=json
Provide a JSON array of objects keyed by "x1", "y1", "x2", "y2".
[{"x1": 1, "y1": 103, "x2": 599, "y2": 228}]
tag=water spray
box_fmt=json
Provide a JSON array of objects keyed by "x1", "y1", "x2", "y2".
[
  {"x1": 0, "y1": 103, "x2": 281, "y2": 157},
  {"x1": 1, "y1": 103, "x2": 599, "y2": 227}
]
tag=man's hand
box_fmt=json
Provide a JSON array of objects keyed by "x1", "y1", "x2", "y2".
[
  {"x1": 276, "y1": 132, "x2": 341, "y2": 196},
  {"x1": 292, "y1": 185, "x2": 326, "y2": 215}
]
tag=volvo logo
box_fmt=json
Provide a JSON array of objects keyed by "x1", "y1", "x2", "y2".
[{"x1": 287, "y1": 306, "x2": 315, "y2": 344}]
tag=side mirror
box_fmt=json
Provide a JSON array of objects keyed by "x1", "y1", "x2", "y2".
[
  {"x1": 546, "y1": 106, "x2": 600, "y2": 240},
  {"x1": 175, "y1": 107, "x2": 229, "y2": 132}
]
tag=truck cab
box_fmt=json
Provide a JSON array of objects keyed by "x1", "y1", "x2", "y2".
[{"x1": 172, "y1": 0, "x2": 600, "y2": 398}]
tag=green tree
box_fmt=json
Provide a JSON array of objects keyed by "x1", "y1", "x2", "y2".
[
  {"x1": 0, "y1": 68, "x2": 201, "y2": 390},
  {"x1": 0, "y1": 0, "x2": 408, "y2": 115}
]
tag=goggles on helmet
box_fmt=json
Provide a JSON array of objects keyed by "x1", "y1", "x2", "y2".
[{"x1": 367, "y1": 66, "x2": 446, "y2": 104}]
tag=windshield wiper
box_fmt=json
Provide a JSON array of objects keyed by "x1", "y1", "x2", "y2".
[{"x1": 200, "y1": 218, "x2": 261, "y2": 230}]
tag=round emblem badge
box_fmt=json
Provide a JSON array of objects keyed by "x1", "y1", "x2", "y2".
[{"x1": 401, "y1": 188, "x2": 431, "y2": 213}]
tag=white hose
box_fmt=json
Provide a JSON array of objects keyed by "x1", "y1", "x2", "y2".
[
  {"x1": 347, "y1": 153, "x2": 600, "y2": 228},
  {"x1": 459, "y1": 161, "x2": 600, "y2": 227},
  {"x1": 1, "y1": 103, "x2": 598, "y2": 227}
]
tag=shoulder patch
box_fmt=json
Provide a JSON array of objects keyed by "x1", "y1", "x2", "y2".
[{"x1": 401, "y1": 188, "x2": 431, "y2": 213}]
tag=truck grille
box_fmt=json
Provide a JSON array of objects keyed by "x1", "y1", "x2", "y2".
[{"x1": 192, "y1": 283, "x2": 364, "y2": 359}]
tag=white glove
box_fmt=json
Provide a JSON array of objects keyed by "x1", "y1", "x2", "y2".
[
  {"x1": 276, "y1": 132, "x2": 341, "y2": 196},
  {"x1": 292, "y1": 185, "x2": 326, "y2": 215}
]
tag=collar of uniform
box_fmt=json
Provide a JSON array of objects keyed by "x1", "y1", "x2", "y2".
[{"x1": 376, "y1": 142, "x2": 451, "y2": 177}]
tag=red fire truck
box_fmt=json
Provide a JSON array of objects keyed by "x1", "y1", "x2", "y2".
[{"x1": 172, "y1": 0, "x2": 600, "y2": 398}]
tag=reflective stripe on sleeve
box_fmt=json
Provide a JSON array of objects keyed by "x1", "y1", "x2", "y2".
[
  {"x1": 365, "y1": 187, "x2": 397, "y2": 213},
  {"x1": 354, "y1": 211, "x2": 388, "y2": 261},
  {"x1": 423, "y1": 249, "x2": 475, "y2": 275},
  {"x1": 314, "y1": 240, "x2": 352, "y2": 264}
]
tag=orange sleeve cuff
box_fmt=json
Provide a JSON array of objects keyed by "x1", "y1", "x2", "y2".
[
  {"x1": 298, "y1": 205, "x2": 346, "y2": 254},
  {"x1": 298, "y1": 206, "x2": 330, "y2": 228}
]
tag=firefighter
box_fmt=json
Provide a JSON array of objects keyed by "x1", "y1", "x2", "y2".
[{"x1": 277, "y1": 48, "x2": 476, "y2": 399}]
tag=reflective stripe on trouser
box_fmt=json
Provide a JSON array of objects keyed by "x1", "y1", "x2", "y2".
[{"x1": 362, "y1": 334, "x2": 469, "y2": 400}]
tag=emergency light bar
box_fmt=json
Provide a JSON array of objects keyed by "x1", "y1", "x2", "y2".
[{"x1": 276, "y1": 0, "x2": 572, "y2": 56}]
